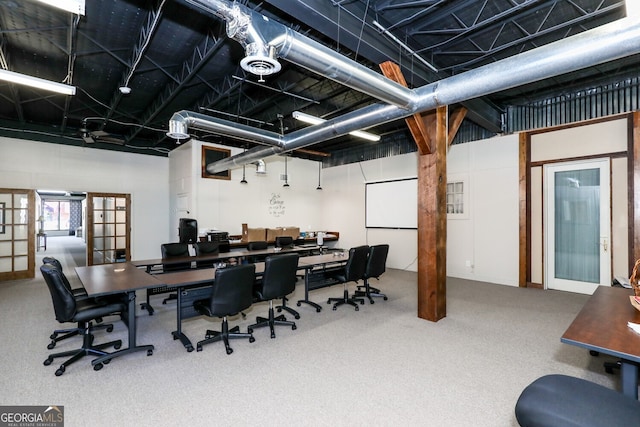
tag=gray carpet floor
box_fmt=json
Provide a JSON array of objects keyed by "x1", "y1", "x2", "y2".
[{"x1": 0, "y1": 236, "x2": 622, "y2": 426}]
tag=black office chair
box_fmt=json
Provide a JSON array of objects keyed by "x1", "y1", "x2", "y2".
[
  {"x1": 248, "y1": 254, "x2": 299, "y2": 338},
  {"x1": 160, "y1": 242, "x2": 191, "y2": 304},
  {"x1": 193, "y1": 264, "x2": 256, "y2": 354},
  {"x1": 193, "y1": 241, "x2": 219, "y2": 268},
  {"x1": 275, "y1": 236, "x2": 294, "y2": 249},
  {"x1": 354, "y1": 244, "x2": 389, "y2": 304},
  {"x1": 515, "y1": 374, "x2": 640, "y2": 427},
  {"x1": 41, "y1": 257, "x2": 116, "y2": 349},
  {"x1": 40, "y1": 264, "x2": 125, "y2": 376},
  {"x1": 246, "y1": 240, "x2": 269, "y2": 263},
  {"x1": 327, "y1": 245, "x2": 369, "y2": 311},
  {"x1": 273, "y1": 236, "x2": 301, "y2": 318}
]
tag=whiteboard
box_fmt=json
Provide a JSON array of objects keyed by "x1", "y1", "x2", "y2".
[{"x1": 365, "y1": 178, "x2": 417, "y2": 229}]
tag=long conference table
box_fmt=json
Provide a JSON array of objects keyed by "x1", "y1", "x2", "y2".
[
  {"x1": 561, "y1": 286, "x2": 640, "y2": 399},
  {"x1": 131, "y1": 244, "x2": 323, "y2": 315},
  {"x1": 75, "y1": 250, "x2": 350, "y2": 358}
]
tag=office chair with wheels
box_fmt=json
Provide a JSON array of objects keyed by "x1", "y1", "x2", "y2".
[
  {"x1": 160, "y1": 243, "x2": 191, "y2": 304},
  {"x1": 275, "y1": 236, "x2": 294, "y2": 249},
  {"x1": 193, "y1": 241, "x2": 219, "y2": 268},
  {"x1": 41, "y1": 257, "x2": 116, "y2": 349},
  {"x1": 248, "y1": 254, "x2": 299, "y2": 338},
  {"x1": 327, "y1": 245, "x2": 369, "y2": 311},
  {"x1": 193, "y1": 264, "x2": 256, "y2": 354},
  {"x1": 246, "y1": 240, "x2": 269, "y2": 263},
  {"x1": 354, "y1": 244, "x2": 389, "y2": 304},
  {"x1": 40, "y1": 264, "x2": 125, "y2": 376},
  {"x1": 273, "y1": 236, "x2": 301, "y2": 318}
]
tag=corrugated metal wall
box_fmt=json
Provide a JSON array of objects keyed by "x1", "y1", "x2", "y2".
[
  {"x1": 506, "y1": 77, "x2": 640, "y2": 133},
  {"x1": 325, "y1": 75, "x2": 640, "y2": 167}
]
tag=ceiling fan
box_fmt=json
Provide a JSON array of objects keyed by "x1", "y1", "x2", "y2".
[{"x1": 79, "y1": 119, "x2": 126, "y2": 145}]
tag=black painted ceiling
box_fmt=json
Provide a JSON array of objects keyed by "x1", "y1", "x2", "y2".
[{"x1": 0, "y1": 0, "x2": 631, "y2": 160}]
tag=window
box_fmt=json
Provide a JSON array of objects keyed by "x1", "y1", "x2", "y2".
[
  {"x1": 43, "y1": 200, "x2": 70, "y2": 231},
  {"x1": 447, "y1": 175, "x2": 469, "y2": 219}
]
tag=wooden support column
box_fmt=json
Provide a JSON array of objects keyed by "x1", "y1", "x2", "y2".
[{"x1": 417, "y1": 106, "x2": 448, "y2": 321}]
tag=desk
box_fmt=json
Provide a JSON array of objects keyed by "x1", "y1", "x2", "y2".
[
  {"x1": 161, "y1": 264, "x2": 265, "y2": 352},
  {"x1": 561, "y1": 286, "x2": 640, "y2": 398},
  {"x1": 132, "y1": 245, "x2": 321, "y2": 315},
  {"x1": 75, "y1": 263, "x2": 165, "y2": 366},
  {"x1": 297, "y1": 253, "x2": 348, "y2": 312}
]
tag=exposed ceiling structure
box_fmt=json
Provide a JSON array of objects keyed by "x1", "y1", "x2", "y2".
[{"x1": 0, "y1": 0, "x2": 635, "y2": 164}]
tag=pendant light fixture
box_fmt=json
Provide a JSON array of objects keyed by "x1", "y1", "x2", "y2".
[
  {"x1": 283, "y1": 155, "x2": 290, "y2": 187},
  {"x1": 240, "y1": 147, "x2": 248, "y2": 184},
  {"x1": 316, "y1": 161, "x2": 322, "y2": 190}
]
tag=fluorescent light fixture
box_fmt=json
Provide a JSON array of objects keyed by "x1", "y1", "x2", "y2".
[
  {"x1": 35, "y1": 0, "x2": 85, "y2": 15},
  {"x1": 627, "y1": 1, "x2": 640, "y2": 17},
  {"x1": 0, "y1": 69, "x2": 76, "y2": 95},
  {"x1": 292, "y1": 111, "x2": 380, "y2": 142}
]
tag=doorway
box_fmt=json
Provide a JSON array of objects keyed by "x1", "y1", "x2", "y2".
[{"x1": 544, "y1": 158, "x2": 611, "y2": 294}]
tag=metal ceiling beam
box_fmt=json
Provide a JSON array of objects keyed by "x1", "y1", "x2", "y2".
[
  {"x1": 126, "y1": 28, "x2": 227, "y2": 142},
  {"x1": 264, "y1": 0, "x2": 502, "y2": 132},
  {"x1": 104, "y1": 0, "x2": 167, "y2": 126},
  {"x1": 0, "y1": 27, "x2": 24, "y2": 122}
]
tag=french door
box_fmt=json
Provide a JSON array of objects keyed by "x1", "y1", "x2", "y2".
[
  {"x1": 0, "y1": 189, "x2": 35, "y2": 280},
  {"x1": 544, "y1": 159, "x2": 610, "y2": 294},
  {"x1": 86, "y1": 193, "x2": 131, "y2": 266}
]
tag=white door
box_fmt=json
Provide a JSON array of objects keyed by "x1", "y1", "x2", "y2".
[{"x1": 544, "y1": 159, "x2": 611, "y2": 294}]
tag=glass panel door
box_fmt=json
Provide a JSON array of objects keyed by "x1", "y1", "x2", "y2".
[
  {"x1": 544, "y1": 159, "x2": 610, "y2": 294},
  {"x1": 0, "y1": 189, "x2": 36, "y2": 281},
  {"x1": 87, "y1": 193, "x2": 130, "y2": 266}
]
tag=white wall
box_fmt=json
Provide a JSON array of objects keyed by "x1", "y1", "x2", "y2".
[{"x1": 0, "y1": 137, "x2": 170, "y2": 260}]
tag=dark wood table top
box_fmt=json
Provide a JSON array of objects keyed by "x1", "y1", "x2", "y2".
[
  {"x1": 561, "y1": 286, "x2": 640, "y2": 363},
  {"x1": 131, "y1": 245, "x2": 319, "y2": 269},
  {"x1": 75, "y1": 262, "x2": 165, "y2": 296},
  {"x1": 160, "y1": 263, "x2": 267, "y2": 287}
]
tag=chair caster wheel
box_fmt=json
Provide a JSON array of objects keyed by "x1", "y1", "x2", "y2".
[
  {"x1": 370, "y1": 300, "x2": 375, "y2": 304},
  {"x1": 106, "y1": 325, "x2": 114, "y2": 333},
  {"x1": 196, "y1": 345, "x2": 203, "y2": 352},
  {"x1": 187, "y1": 345, "x2": 194, "y2": 352},
  {"x1": 43, "y1": 357, "x2": 53, "y2": 366},
  {"x1": 50, "y1": 333, "x2": 57, "y2": 340},
  {"x1": 226, "y1": 348, "x2": 233, "y2": 355},
  {"x1": 383, "y1": 296, "x2": 388, "y2": 300},
  {"x1": 316, "y1": 308, "x2": 321, "y2": 313},
  {"x1": 296, "y1": 302, "x2": 301, "y2": 307},
  {"x1": 114, "y1": 343, "x2": 122, "y2": 350},
  {"x1": 247, "y1": 328, "x2": 253, "y2": 334},
  {"x1": 55, "y1": 367, "x2": 65, "y2": 376},
  {"x1": 93, "y1": 363, "x2": 103, "y2": 371},
  {"x1": 147, "y1": 349, "x2": 153, "y2": 356},
  {"x1": 355, "y1": 306, "x2": 359, "y2": 311},
  {"x1": 249, "y1": 336, "x2": 255, "y2": 343},
  {"x1": 270, "y1": 333, "x2": 276, "y2": 339},
  {"x1": 103, "y1": 359, "x2": 110, "y2": 365},
  {"x1": 47, "y1": 342, "x2": 56, "y2": 350},
  {"x1": 292, "y1": 324, "x2": 297, "y2": 330},
  {"x1": 332, "y1": 306, "x2": 337, "y2": 311},
  {"x1": 294, "y1": 314, "x2": 300, "y2": 320}
]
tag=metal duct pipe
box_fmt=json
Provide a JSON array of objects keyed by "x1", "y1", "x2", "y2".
[
  {"x1": 201, "y1": 16, "x2": 640, "y2": 174},
  {"x1": 179, "y1": 0, "x2": 414, "y2": 108},
  {"x1": 168, "y1": 110, "x2": 284, "y2": 146}
]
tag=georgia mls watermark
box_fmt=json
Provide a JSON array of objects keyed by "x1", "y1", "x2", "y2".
[{"x1": 0, "y1": 406, "x2": 64, "y2": 427}]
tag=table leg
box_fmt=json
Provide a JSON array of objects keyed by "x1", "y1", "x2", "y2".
[
  {"x1": 91, "y1": 290, "x2": 154, "y2": 367},
  {"x1": 620, "y1": 361, "x2": 639, "y2": 399},
  {"x1": 171, "y1": 287, "x2": 194, "y2": 352},
  {"x1": 297, "y1": 268, "x2": 322, "y2": 312}
]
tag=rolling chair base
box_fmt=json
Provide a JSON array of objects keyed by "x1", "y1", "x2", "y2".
[
  {"x1": 197, "y1": 318, "x2": 255, "y2": 354},
  {"x1": 248, "y1": 304, "x2": 296, "y2": 339},
  {"x1": 327, "y1": 288, "x2": 364, "y2": 311},
  {"x1": 276, "y1": 296, "x2": 300, "y2": 319},
  {"x1": 48, "y1": 321, "x2": 114, "y2": 349},
  {"x1": 354, "y1": 283, "x2": 388, "y2": 304},
  {"x1": 43, "y1": 326, "x2": 122, "y2": 376}
]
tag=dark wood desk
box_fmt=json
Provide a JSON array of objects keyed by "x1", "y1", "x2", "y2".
[
  {"x1": 561, "y1": 286, "x2": 640, "y2": 398},
  {"x1": 75, "y1": 263, "x2": 165, "y2": 366},
  {"x1": 161, "y1": 264, "x2": 266, "y2": 352},
  {"x1": 297, "y1": 253, "x2": 348, "y2": 312}
]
